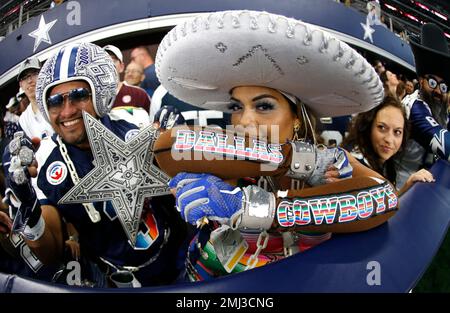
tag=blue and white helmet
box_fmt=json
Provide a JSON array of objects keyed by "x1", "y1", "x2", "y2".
[{"x1": 36, "y1": 42, "x2": 118, "y2": 123}]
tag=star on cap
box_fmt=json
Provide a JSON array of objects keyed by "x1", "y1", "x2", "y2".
[
  {"x1": 360, "y1": 20, "x2": 375, "y2": 44},
  {"x1": 58, "y1": 112, "x2": 171, "y2": 246},
  {"x1": 28, "y1": 15, "x2": 58, "y2": 52}
]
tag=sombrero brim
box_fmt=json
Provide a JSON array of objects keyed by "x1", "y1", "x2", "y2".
[
  {"x1": 156, "y1": 10, "x2": 383, "y2": 117},
  {"x1": 410, "y1": 38, "x2": 450, "y2": 83}
]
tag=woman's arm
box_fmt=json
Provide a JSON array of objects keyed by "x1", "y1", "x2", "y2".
[
  {"x1": 170, "y1": 171, "x2": 398, "y2": 235},
  {"x1": 398, "y1": 168, "x2": 435, "y2": 196}
]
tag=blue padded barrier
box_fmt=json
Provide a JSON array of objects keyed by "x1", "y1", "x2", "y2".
[{"x1": 1, "y1": 160, "x2": 449, "y2": 292}]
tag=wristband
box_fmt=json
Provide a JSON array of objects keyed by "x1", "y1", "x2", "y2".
[
  {"x1": 238, "y1": 185, "x2": 276, "y2": 231},
  {"x1": 22, "y1": 215, "x2": 45, "y2": 241}
]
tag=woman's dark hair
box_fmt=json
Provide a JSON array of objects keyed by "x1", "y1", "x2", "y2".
[
  {"x1": 396, "y1": 81, "x2": 406, "y2": 100},
  {"x1": 379, "y1": 70, "x2": 388, "y2": 85},
  {"x1": 342, "y1": 95, "x2": 409, "y2": 185}
]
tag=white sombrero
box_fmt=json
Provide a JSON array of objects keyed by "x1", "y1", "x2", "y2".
[{"x1": 156, "y1": 10, "x2": 384, "y2": 117}]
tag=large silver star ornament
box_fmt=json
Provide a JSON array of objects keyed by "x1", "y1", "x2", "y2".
[
  {"x1": 58, "y1": 112, "x2": 171, "y2": 246},
  {"x1": 360, "y1": 20, "x2": 375, "y2": 44},
  {"x1": 29, "y1": 15, "x2": 58, "y2": 52}
]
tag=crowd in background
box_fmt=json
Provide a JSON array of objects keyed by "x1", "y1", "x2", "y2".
[{"x1": 0, "y1": 12, "x2": 449, "y2": 291}]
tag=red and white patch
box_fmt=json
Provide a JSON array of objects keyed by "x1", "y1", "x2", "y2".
[
  {"x1": 122, "y1": 95, "x2": 132, "y2": 104},
  {"x1": 46, "y1": 161, "x2": 67, "y2": 185}
]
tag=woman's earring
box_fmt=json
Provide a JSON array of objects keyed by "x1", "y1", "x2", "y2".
[{"x1": 293, "y1": 122, "x2": 301, "y2": 141}]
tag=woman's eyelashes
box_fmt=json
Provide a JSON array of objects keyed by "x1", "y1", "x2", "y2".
[
  {"x1": 227, "y1": 101, "x2": 243, "y2": 112},
  {"x1": 227, "y1": 100, "x2": 277, "y2": 113},
  {"x1": 255, "y1": 101, "x2": 276, "y2": 112}
]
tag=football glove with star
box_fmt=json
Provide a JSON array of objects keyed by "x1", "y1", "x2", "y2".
[
  {"x1": 2, "y1": 132, "x2": 43, "y2": 239},
  {"x1": 169, "y1": 173, "x2": 243, "y2": 225},
  {"x1": 153, "y1": 105, "x2": 186, "y2": 130}
]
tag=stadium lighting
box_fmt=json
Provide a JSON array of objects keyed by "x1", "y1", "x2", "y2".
[
  {"x1": 404, "y1": 13, "x2": 420, "y2": 22},
  {"x1": 384, "y1": 3, "x2": 398, "y2": 11},
  {"x1": 432, "y1": 11, "x2": 447, "y2": 21},
  {"x1": 414, "y1": 2, "x2": 430, "y2": 12}
]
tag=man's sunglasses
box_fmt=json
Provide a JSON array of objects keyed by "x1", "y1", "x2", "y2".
[
  {"x1": 425, "y1": 75, "x2": 448, "y2": 94},
  {"x1": 47, "y1": 88, "x2": 92, "y2": 109}
]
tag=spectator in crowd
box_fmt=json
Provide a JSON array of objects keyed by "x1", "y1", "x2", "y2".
[
  {"x1": 366, "y1": 1, "x2": 385, "y2": 27},
  {"x1": 3, "y1": 97, "x2": 21, "y2": 140},
  {"x1": 124, "y1": 61, "x2": 145, "y2": 88},
  {"x1": 343, "y1": 95, "x2": 434, "y2": 195},
  {"x1": 130, "y1": 46, "x2": 159, "y2": 96},
  {"x1": 395, "y1": 23, "x2": 450, "y2": 188},
  {"x1": 15, "y1": 88, "x2": 29, "y2": 114},
  {"x1": 373, "y1": 59, "x2": 385, "y2": 75},
  {"x1": 396, "y1": 80, "x2": 407, "y2": 100},
  {"x1": 2, "y1": 42, "x2": 188, "y2": 288},
  {"x1": 3, "y1": 88, "x2": 28, "y2": 141},
  {"x1": 17, "y1": 58, "x2": 54, "y2": 140},
  {"x1": 405, "y1": 79, "x2": 415, "y2": 95},
  {"x1": 380, "y1": 70, "x2": 400, "y2": 98},
  {"x1": 404, "y1": 23, "x2": 450, "y2": 293},
  {"x1": 104, "y1": 45, "x2": 151, "y2": 127}
]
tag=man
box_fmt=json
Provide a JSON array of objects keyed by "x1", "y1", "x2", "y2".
[
  {"x1": 17, "y1": 57, "x2": 54, "y2": 140},
  {"x1": 372, "y1": 59, "x2": 385, "y2": 75},
  {"x1": 124, "y1": 61, "x2": 146, "y2": 88},
  {"x1": 395, "y1": 23, "x2": 450, "y2": 189},
  {"x1": 8, "y1": 88, "x2": 29, "y2": 117},
  {"x1": 405, "y1": 79, "x2": 415, "y2": 95},
  {"x1": 130, "y1": 46, "x2": 159, "y2": 96},
  {"x1": 3, "y1": 43, "x2": 188, "y2": 287},
  {"x1": 4, "y1": 97, "x2": 21, "y2": 140},
  {"x1": 103, "y1": 45, "x2": 151, "y2": 127}
]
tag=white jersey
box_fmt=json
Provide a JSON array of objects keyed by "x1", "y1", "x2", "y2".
[{"x1": 18, "y1": 104, "x2": 54, "y2": 139}]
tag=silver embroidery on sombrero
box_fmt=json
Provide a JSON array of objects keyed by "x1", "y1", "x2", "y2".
[
  {"x1": 155, "y1": 10, "x2": 384, "y2": 117},
  {"x1": 232, "y1": 45, "x2": 283, "y2": 83}
]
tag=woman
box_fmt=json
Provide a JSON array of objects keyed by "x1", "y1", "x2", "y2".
[
  {"x1": 343, "y1": 95, "x2": 434, "y2": 195},
  {"x1": 156, "y1": 10, "x2": 392, "y2": 280}
]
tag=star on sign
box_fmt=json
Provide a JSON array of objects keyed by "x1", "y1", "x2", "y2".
[
  {"x1": 360, "y1": 20, "x2": 375, "y2": 44},
  {"x1": 58, "y1": 112, "x2": 171, "y2": 246},
  {"x1": 28, "y1": 15, "x2": 58, "y2": 52}
]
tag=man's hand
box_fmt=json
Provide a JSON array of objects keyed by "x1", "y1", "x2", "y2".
[
  {"x1": 169, "y1": 173, "x2": 242, "y2": 225},
  {"x1": 3, "y1": 132, "x2": 43, "y2": 239},
  {"x1": 153, "y1": 105, "x2": 186, "y2": 130}
]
